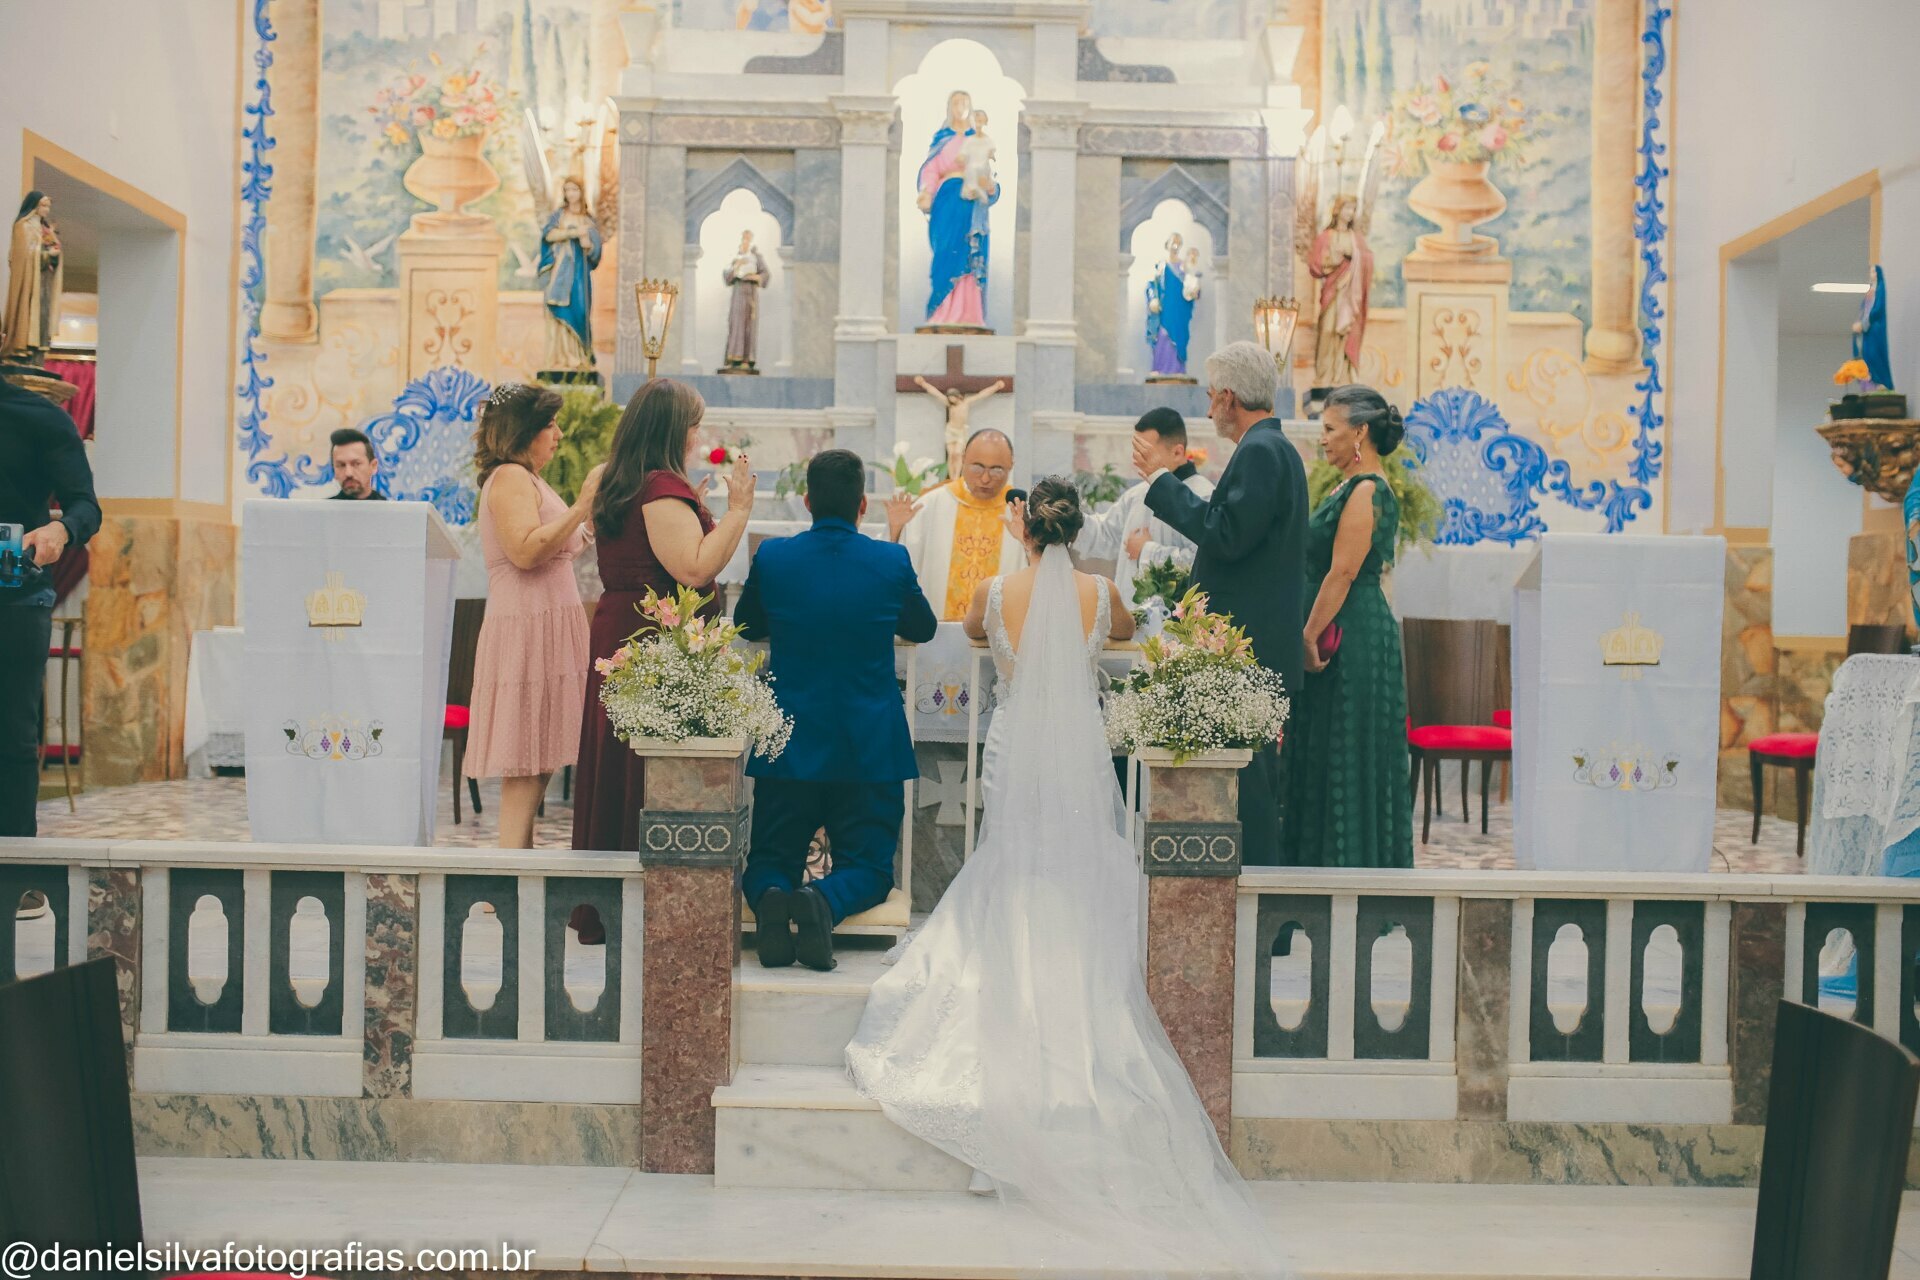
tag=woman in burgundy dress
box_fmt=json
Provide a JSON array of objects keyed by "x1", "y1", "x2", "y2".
[{"x1": 572, "y1": 379, "x2": 756, "y2": 850}]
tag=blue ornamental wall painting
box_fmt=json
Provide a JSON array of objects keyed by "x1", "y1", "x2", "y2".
[
  {"x1": 236, "y1": 0, "x2": 617, "y2": 509},
  {"x1": 1315, "y1": 0, "x2": 1672, "y2": 543}
]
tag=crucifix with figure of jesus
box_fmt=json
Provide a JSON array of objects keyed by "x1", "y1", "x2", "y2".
[{"x1": 896, "y1": 346, "x2": 1013, "y2": 476}]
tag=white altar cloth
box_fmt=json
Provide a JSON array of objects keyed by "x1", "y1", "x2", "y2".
[
  {"x1": 1511, "y1": 535, "x2": 1725, "y2": 872},
  {"x1": 241, "y1": 500, "x2": 460, "y2": 846},
  {"x1": 184, "y1": 627, "x2": 247, "y2": 776},
  {"x1": 1808, "y1": 654, "x2": 1920, "y2": 877},
  {"x1": 1391, "y1": 544, "x2": 1535, "y2": 623}
]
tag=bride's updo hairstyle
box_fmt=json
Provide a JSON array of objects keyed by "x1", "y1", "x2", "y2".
[{"x1": 1024, "y1": 476, "x2": 1085, "y2": 549}]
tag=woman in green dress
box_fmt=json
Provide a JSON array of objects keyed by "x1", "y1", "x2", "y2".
[{"x1": 1282, "y1": 384, "x2": 1413, "y2": 867}]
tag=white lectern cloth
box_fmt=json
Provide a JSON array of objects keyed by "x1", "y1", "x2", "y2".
[
  {"x1": 241, "y1": 500, "x2": 460, "y2": 846},
  {"x1": 1511, "y1": 534, "x2": 1726, "y2": 872}
]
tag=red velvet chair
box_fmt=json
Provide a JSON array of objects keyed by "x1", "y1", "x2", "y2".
[
  {"x1": 1402, "y1": 618, "x2": 1511, "y2": 842},
  {"x1": 1749, "y1": 624, "x2": 1912, "y2": 856},
  {"x1": 444, "y1": 599, "x2": 486, "y2": 824}
]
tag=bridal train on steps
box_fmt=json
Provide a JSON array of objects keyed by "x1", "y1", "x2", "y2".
[{"x1": 844, "y1": 546, "x2": 1289, "y2": 1277}]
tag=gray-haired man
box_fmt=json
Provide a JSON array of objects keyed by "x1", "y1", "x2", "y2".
[{"x1": 1135, "y1": 339, "x2": 1308, "y2": 864}]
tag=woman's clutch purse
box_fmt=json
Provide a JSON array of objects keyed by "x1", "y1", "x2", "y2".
[{"x1": 1316, "y1": 621, "x2": 1343, "y2": 658}]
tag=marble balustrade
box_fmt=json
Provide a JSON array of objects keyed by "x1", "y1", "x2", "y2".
[
  {"x1": 7, "y1": 838, "x2": 1920, "y2": 1179},
  {"x1": 1233, "y1": 868, "x2": 1918, "y2": 1132},
  {"x1": 0, "y1": 841, "x2": 645, "y2": 1135}
]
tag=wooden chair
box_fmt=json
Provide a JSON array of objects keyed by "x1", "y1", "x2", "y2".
[
  {"x1": 1749, "y1": 623, "x2": 1913, "y2": 855},
  {"x1": 42, "y1": 619, "x2": 82, "y2": 811},
  {"x1": 1402, "y1": 618, "x2": 1511, "y2": 842},
  {"x1": 1750, "y1": 999, "x2": 1920, "y2": 1278},
  {"x1": 444, "y1": 598, "x2": 486, "y2": 824}
]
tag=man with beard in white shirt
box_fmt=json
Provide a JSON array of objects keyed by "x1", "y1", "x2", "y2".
[{"x1": 1073, "y1": 407, "x2": 1212, "y2": 605}]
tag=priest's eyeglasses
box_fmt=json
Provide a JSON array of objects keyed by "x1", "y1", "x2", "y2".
[{"x1": 966, "y1": 463, "x2": 1009, "y2": 480}]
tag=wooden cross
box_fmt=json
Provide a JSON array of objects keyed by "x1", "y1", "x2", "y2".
[{"x1": 893, "y1": 345, "x2": 1014, "y2": 397}]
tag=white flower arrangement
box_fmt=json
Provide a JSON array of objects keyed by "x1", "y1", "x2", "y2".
[
  {"x1": 869, "y1": 440, "x2": 948, "y2": 496},
  {"x1": 596, "y1": 585, "x2": 793, "y2": 759},
  {"x1": 1105, "y1": 588, "x2": 1291, "y2": 764}
]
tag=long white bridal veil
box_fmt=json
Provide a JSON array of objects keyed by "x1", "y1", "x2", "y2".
[{"x1": 972, "y1": 546, "x2": 1288, "y2": 1277}]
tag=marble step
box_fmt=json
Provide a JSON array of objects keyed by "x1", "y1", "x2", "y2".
[
  {"x1": 711, "y1": 1064, "x2": 973, "y2": 1193},
  {"x1": 143, "y1": 1155, "x2": 1920, "y2": 1278},
  {"x1": 735, "y1": 947, "x2": 888, "y2": 1067}
]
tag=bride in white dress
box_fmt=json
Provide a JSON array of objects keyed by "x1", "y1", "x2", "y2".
[{"x1": 846, "y1": 479, "x2": 1287, "y2": 1277}]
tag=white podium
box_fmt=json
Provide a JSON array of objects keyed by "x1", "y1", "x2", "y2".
[
  {"x1": 241, "y1": 500, "x2": 460, "y2": 846},
  {"x1": 1512, "y1": 534, "x2": 1726, "y2": 872}
]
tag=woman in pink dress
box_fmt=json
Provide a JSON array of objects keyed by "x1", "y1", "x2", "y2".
[{"x1": 465, "y1": 383, "x2": 601, "y2": 848}]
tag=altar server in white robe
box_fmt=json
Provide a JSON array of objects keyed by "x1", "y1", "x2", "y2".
[
  {"x1": 1074, "y1": 407, "x2": 1213, "y2": 602},
  {"x1": 888, "y1": 428, "x2": 1025, "y2": 622}
]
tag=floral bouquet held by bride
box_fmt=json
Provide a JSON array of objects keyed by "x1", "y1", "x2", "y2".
[{"x1": 596, "y1": 584, "x2": 792, "y2": 759}]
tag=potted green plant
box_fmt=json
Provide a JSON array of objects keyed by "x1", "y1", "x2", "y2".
[
  {"x1": 543, "y1": 387, "x2": 621, "y2": 504},
  {"x1": 1306, "y1": 452, "x2": 1442, "y2": 554}
]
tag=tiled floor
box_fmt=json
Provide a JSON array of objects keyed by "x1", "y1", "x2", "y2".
[{"x1": 34, "y1": 769, "x2": 1810, "y2": 871}]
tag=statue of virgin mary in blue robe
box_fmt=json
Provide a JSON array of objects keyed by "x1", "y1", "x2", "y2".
[
  {"x1": 917, "y1": 90, "x2": 997, "y2": 330},
  {"x1": 540, "y1": 178, "x2": 603, "y2": 371}
]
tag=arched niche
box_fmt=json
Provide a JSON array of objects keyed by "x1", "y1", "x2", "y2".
[
  {"x1": 1121, "y1": 200, "x2": 1219, "y2": 380},
  {"x1": 893, "y1": 40, "x2": 1025, "y2": 333},
  {"x1": 689, "y1": 188, "x2": 791, "y2": 376}
]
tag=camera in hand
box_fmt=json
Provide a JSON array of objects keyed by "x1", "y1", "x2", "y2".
[{"x1": 0, "y1": 524, "x2": 23, "y2": 590}]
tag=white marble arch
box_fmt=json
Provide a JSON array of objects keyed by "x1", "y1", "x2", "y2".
[
  {"x1": 689, "y1": 188, "x2": 793, "y2": 376},
  {"x1": 892, "y1": 39, "x2": 1025, "y2": 335},
  {"x1": 1119, "y1": 200, "x2": 1220, "y2": 381}
]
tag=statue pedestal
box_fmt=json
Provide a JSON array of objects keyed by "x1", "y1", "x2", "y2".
[
  {"x1": 1401, "y1": 251, "x2": 1512, "y2": 399},
  {"x1": 395, "y1": 215, "x2": 506, "y2": 381}
]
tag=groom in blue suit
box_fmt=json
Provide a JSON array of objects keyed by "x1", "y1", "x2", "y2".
[{"x1": 734, "y1": 449, "x2": 938, "y2": 971}]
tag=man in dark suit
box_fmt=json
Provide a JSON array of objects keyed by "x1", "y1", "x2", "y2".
[
  {"x1": 0, "y1": 373, "x2": 99, "y2": 836},
  {"x1": 1137, "y1": 339, "x2": 1308, "y2": 865},
  {"x1": 735, "y1": 449, "x2": 938, "y2": 970}
]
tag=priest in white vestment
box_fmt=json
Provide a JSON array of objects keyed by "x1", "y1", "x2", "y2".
[
  {"x1": 1073, "y1": 407, "x2": 1213, "y2": 602},
  {"x1": 889, "y1": 429, "x2": 1024, "y2": 621}
]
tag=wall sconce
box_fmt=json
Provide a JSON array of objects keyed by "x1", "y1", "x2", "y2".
[
  {"x1": 634, "y1": 279, "x2": 680, "y2": 380},
  {"x1": 1253, "y1": 296, "x2": 1300, "y2": 373}
]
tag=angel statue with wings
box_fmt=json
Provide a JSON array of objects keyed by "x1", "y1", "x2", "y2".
[
  {"x1": 522, "y1": 105, "x2": 616, "y2": 376},
  {"x1": 1295, "y1": 120, "x2": 1386, "y2": 389}
]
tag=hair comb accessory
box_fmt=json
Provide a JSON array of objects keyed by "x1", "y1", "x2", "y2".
[{"x1": 487, "y1": 382, "x2": 523, "y2": 407}]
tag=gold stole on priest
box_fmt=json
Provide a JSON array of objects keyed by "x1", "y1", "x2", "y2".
[{"x1": 942, "y1": 479, "x2": 1010, "y2": 620}]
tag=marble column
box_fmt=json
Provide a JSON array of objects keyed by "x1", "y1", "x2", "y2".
[
  {"x1": 260, "y1": 0, "x2": 321, "y2": 343},
  {"x1": 1113, "y1": 251, "x2": 1136, "y2": 378},
  {"x1": 1139, "y1": 749, "x2": 1247, "y2": 1147},
  {"x1": 1583, "y1": 0, "x2": 1641, "y2": 375},
  {"x1": 83, "y1": 515, "x2": 236, "y2": 787},
  {"x1": 614, "y1": 101, "x2": 658, "y2": 379},
  {"x1": 636, "y1": 744, "x2": 748, "y2": 1174},
  {"x1": 831, "y1": 96, "x2": 895, "y2": 444},
  {"x1": 86, "y1": 867, "x2": 141, "y2": 1057},
  {"x1": 1729, "y1": 901, "x2": 1787, "y2": 1125},
  {"x1": 1455, "y1": 897, "x2": 1512, "y2": 1120},
  {"x1": 679, "y1": 244, "x2": 703, "y2": 375},
  {"x1": 363, "y1": 872, "x2": 419, "y2": 1098},
  {"x1": 1017, "y1": 104, "x2": 1085, "y2": 480}
]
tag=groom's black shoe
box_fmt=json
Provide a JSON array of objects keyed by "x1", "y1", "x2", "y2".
[
  {"x1": 789, "y1": 885, "x2": 837, "y2": 972},
  {"x1": 754, "y1": 888, "x2": 796, "y2": 969}
]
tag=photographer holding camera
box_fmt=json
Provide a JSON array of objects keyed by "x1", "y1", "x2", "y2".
[{"x1": 0, "y1": 374, "x2": 99, "y2": 836}]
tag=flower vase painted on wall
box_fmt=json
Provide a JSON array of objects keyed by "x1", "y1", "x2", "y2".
[
  {"x1": 374, "y1": 61, "x2": 506, "y2": 234},
  {"x1": 1391, "y1": 65, "x2": 1532, "y2": 259}
]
